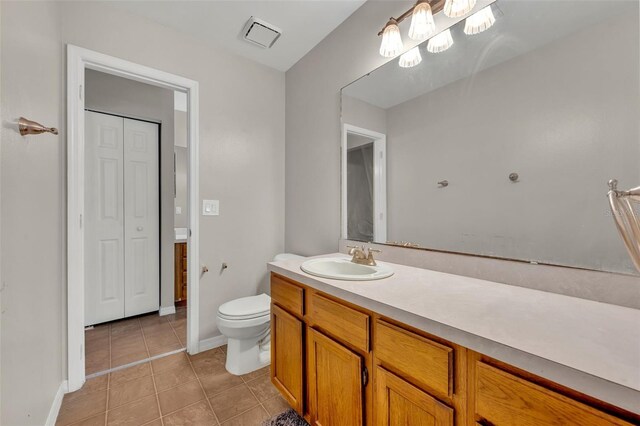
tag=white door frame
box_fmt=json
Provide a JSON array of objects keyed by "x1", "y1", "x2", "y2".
[
  {"x1": 67, "y1": 45, "x2": 200, "y2": 392},
  {"x1": 341, "y1": 123, "x2": 387, "y2": 243}
]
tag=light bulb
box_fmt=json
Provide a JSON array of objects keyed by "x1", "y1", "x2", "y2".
[
  {"x1": 379, "y1": 19, "x2": 403, "y2": 58},
  {"x1": 464, "y1": 6, "x2": 496, "y2": 35},
  {"x1": 427, "y1": 29, "x2": 453, "y2": 53},
  {"x1": 399, "y1": 47, "x2": 422, "y2": 68},
  {"x1": 443, "y1": 0, "x2": 476, "y2": 18},
  {"x1": 408, "y1": 1, "x2": 435, "y2": 41}
]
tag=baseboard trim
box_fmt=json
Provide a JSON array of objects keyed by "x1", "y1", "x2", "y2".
[
  {"x1": 199, "y1": 335, "x2": 228, "y2": 352},
  {"x1": 45, "y1": 380, "x2": 68, "y2": 426},
  {"x1": 159, "y1": 305, "x2": 176, "y2": 316}
]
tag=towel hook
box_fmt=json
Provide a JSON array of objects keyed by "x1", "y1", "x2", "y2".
[{"x1": 18, "y1": 117, "x2": 58, "y2": 136}]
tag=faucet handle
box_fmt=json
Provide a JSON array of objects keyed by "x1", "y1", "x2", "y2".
[
  {"x1": 346, "y1": 245, "x2": 359, "y2": 255},
  {"x1": 365, "y1": 247, "x2": 381, "y2": 265}
]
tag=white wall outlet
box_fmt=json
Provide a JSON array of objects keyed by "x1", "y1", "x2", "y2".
[
  {"x1": 175, "y1": 206, "x2": 182, "y2": 215},
  {"x1": 202, "y1": 200, "x2": 219, "y2": 216}
]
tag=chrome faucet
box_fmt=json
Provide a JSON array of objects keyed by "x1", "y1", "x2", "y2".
[{"x1": 347, "y1": 245, "x2": 381, "y2": 266}]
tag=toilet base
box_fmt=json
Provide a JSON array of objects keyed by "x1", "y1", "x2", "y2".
[{"x1": 225, "y1": 336, "x2": 271, "y2": 376}]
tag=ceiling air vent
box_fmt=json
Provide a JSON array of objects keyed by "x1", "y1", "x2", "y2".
[{"x1": 242, "y1": 17, "x2": 282, "y2": 49}]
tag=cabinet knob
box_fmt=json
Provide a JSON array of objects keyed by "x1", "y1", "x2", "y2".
[{"x1": 137, "y1": 226, "x2": 143, "y2": 231}]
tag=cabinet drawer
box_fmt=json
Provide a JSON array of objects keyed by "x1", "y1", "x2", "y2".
[
  {"x1": 307, "y1": 292, "x2": 369, "y2": 352},
  {"x1": 271, "y1": 274, "x2": 304, "y2": 317},
  {"x1": 375, "y1": 320, "x2": 453, "y2": 398},
  {"x1": 475, "y1": 362, "x2": 633, "y2": 426}
]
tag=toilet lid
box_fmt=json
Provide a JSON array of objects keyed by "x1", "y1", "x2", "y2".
[{"x1": 218, "y1": 293, "x2": 271, "y2": 320}]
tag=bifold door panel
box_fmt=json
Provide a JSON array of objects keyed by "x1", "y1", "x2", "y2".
[
  {"x1": 85, "y1": 111, "x2": 159, "y2": 326},
  {"x1": 123, "y1": 118, "x2": 160, "y2": 317}
]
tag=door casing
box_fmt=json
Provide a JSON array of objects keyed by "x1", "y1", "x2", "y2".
[{"x1": 67, "y1": 45, "x2": 200, "y2": 392}]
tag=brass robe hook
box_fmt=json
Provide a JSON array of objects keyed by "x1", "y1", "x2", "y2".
[{"x1": 18, "y1": 117, "x2": 59, "y2": 136}]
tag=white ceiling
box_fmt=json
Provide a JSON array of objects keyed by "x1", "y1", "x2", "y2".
[{"x1": 110, "y1": 0, "x2": 366, "y2": 72}]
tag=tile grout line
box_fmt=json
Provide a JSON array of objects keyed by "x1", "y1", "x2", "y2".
[
  {"x1": 238, "y1": 361, "x2": 272, "y2": 420},
  {"x1": 105, "y1": 362, "x2": 202, "y2": 422},
  {"x1": 167, "y1": 313, "x2": 186, "y2": 349},
  {"x1": 184, "y1": 348, "x2": 221, "y2": 425},
  {"x1": 242, "y1": 370, "x2": 271, "y2": 422},
  {"x1": 86, "y1": 348, "x2": 186, "y2": 379},
  {"x1": 66, "y1": 372, "x2": 278, "y2": 426},
  {"x1": 108, "y1": 322, "x2": 112, "y2": 373},
  {"x1": 140, "y1": 317, "x2": 152, "y2": 360},
  {"x1": 68, "y1": 343, "x2": 260, "y2": 426},
  {"x1": 140, "y1": 318, "x2": 165, "y2": 426},
  {"x1": 69, "y1": 315, "x2": 182, "y2": 426},
  {"x1": 104, "y1": 355, "x2": 111, "y2": 426}
]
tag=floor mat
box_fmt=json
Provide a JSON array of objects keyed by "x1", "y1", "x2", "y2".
[{"x1": 262, "y1": 409, "x2": 309, "y2": 426}]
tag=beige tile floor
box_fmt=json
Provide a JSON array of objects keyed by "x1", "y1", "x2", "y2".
[
  {"x1": 86, "y1": 307, "x2": 187, "y2": 375},
  {"x1": 57, "y1": 345, "x2": 290, "y2": 426}
]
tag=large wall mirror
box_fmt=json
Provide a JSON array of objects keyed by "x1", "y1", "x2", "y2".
[{"x1": 341, "y1": 0, "x2": 639, "y2": 275}]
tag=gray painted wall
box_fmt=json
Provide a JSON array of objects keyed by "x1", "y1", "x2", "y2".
[
  {"x1": 85, "y1": 69, "x2": 178, "y2": 311},
  {"x1": 174, "y1": 110, "x2": 188, "y2": 229},
  {"x1": 175, "y1": 146, "x2": 188, "y2": 229},
  {"x1": 1, "y1": 1, "x2": 284, "y2": 424},
  {"x1": 342, "y1": 95, "x2": 387, "y2": 135},
  {"x1": 285, "y1": 1, "x2": 413, "y2": 256},
  {"x1": 1, "y1": 2, "x2": 63, "y2": 424}
]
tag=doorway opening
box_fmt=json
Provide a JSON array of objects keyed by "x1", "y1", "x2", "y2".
[
  {"x1": 341, "y1": 124, "x2": 387, "y2": 243},
  {"x1": 67, "y1": 45, "x2": 200, "y2": 392}
]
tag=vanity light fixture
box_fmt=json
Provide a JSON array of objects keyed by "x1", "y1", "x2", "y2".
[
  {"x1": 444, "y1": 0, "x2": 477, "y2": 18},
  {"x1": 399, "y1": 47, "x2": 423, "y2": 68},
  {"x1": 427, "y1": 29, "x2": 454, "y2": 53},
  {"x1": 379, "y1": 18, "x2": 404, "y2": 58},
  {"x1": 378, "y1": 0, "x2": 445, "y2": 58},
  {"x1": 464, "y1": 5, "x2": 496, "y2": 35},
  {"x1": 408, "y1": 0, "x2": 436, "y2": 41}
]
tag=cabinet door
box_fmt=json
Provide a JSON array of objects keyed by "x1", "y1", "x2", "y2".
[
  {"x1": 271, "y1": 304, "x2": 304, "y2": 414},
  {"x1": 375, "y1": 366, "x2": 453, "y2": 426},
  {"x1": 308, "y1": 328, "x2": 364, "y2": 426}
]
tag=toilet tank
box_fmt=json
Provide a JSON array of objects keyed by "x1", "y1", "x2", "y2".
[{"x1": 273, "y1": 253, "x2": 305, "y2": 261}]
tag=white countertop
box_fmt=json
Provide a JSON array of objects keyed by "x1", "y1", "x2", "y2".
[{"x1": 268, "y1": 254, "x2": 640, "y2": 413}]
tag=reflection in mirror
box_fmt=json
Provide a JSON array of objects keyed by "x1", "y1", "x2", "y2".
[
  {"x1": 344, "y1": 126, "x2": 387, "y2": 243},
  {"x1": 341, "y1": 0, "x2": 640, "y2": 274}
]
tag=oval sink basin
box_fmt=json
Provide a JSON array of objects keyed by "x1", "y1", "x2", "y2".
[{"x1": 300, "y1": 257, "x2": 394, "y2": 281}]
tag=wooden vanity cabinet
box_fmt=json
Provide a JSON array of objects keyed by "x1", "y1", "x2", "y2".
[
  {"x1": 468, "y1": 354, "x2": 637, "y2": 426},
  {"x1": 269, "y1": 273, "x2": 638, "y2": 426},
  {"x1": 174, "y1": 242, "x2": 187, "y2": 302},
  {"x1": 307, "y1": 328, "x2": 365, "y2": 426},
  {"x1": 271, "y1": 304, "x2": 304, "y2": 414},
  {"x1": 375, "y1": 366, "x2": 453, "y2": 426}
]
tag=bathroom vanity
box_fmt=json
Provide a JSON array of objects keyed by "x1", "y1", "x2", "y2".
[{"x1": 268, "y1": 256, "x2": 640, "y2": 426}]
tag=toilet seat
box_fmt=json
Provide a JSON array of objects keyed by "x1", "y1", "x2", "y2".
[{"x1": 218, "y1": 293, "x2": 270, "y2": 320}]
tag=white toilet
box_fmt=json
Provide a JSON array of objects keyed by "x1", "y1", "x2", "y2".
[{"x1": 217, "y1": 253, "x2": 305, "y2": 375}]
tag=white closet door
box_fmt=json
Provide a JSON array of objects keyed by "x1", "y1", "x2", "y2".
[
  {"x1": 85, "y1": 111, "x2": 125, "y2": 326},
  {"x1": 123, "y1": 118, "x2": 160, "y2": 317}
]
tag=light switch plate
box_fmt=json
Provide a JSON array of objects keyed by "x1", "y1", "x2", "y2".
[
  {"x1": 202, "y1": 200, "x2": 219, "y2": 216},
  {"x1": 175, "y1": 206, "x2": 182, "y2": 215}
]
